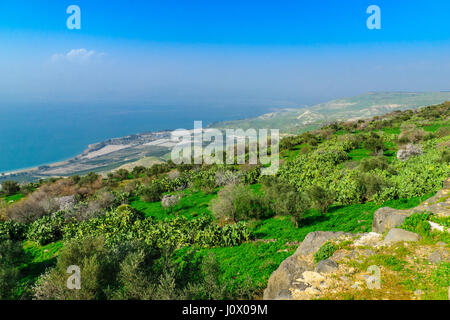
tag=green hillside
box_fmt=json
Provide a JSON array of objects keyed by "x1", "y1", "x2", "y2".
[
  {"x1": 0, "y1": 102, "x2": 449, "y2": 300},
  {"x1": 212, "y1": 92, "x2": 450, "y2": 134}
]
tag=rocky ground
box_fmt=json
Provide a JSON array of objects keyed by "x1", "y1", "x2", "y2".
[{"x1": 264, "y1": 179, "x2": 450, "y2": 300}]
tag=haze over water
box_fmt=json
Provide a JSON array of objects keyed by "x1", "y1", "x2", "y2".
[{"x1": 0, "y1": 104, "x2": 277, "y2": 172}]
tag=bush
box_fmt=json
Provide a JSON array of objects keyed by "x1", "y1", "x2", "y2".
[
  {"x1": 131, "y1": 166, "x2": 147, "y2": 177},
  {"x1": 362, "y1": 132, "x2": 385, "y2": 155},
  {"x1": 115, "y1": 169, "x2": 130, "y2": 181},
  {"x1": 193, "y1": 176, "x2": 216, "y2": 194},
  {"x1": 161, "y1": 194, "x2": 181, "y2": 212},
  {"x1": 356, "y1": 173, "x2": 387, "y2": 202},
  {"x1": 262, "y1": 177, "x2": 309, "y2": 226},
  {"x1": 314, "y1": 242, "x2": 337, "y2": 263},
  {"x1": 26, "y1": 211, "x2": 66, "y2": 245},
  {"x1": 0, "y1": 240, "x2": 24, "y2": 300},
  {"x1": 0, "y1": 220, "x2": 27, "y2": 241},
  {"x1": 397, "y1": 143, "x2": 423, "y2": 161},
  {"x1": 398, "y1": 124, "x2": 426, "y2": 144},
  {"x1": 79, "y1": 172, "x2": 101, "y2": 186},
  {"x1": 1, "y1": 181, "x2": 20, "y2": 196},
  {"x1": 440, "y1": 149, "x2": 450, "y2": 164},
  {"x1": 33, "y1": 237, "x2": 244, "y2": 300},
  {"x1": 210, "y1": 184, "x2": 270, "y2": 222},
  {"x1": 307, "y1": 185, "x2": 335, "y2": 214},
  {"x1": 140, "y1": 182, "x2": 165, "y2": 202},
  {"x1": 215, "y1": 170, "x2": 242, "y2": 187},
  {"x1": 33, "y1": 236, "x2": 116, "y2": 300},
  {"x1": 359, "y1": 156, "x2": 389, "y2": 172},
  {"x1": 436, "y1": 126, "x2": 450, "y2": 138}
]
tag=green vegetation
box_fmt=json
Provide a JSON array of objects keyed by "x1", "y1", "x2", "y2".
[
  {"x1": 314, "y1": 242, "x2": 338, "y2": 263},
  {"x1": 0, "y1": 101, "x2": 449, "y2": 300}
]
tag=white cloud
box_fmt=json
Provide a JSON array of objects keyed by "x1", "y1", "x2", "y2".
[{"x1": 51, "y1": 48, "x2": 105, "y2": 64}]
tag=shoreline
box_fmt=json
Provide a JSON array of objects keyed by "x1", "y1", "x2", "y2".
[
  {"x1": 0, "y1": 120, "x2": 242, "y2": 177},
  {"x1": 0, "y1": 128, "x2": 177, "y2": 177}
]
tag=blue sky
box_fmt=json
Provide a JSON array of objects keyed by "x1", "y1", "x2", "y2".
[{"x1": 1, "y1": 0, "x2": 450, "y2": 109}]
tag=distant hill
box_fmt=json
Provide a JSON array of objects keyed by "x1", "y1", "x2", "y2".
[{"x1": 210, "y1": 92, "x2": 450, "y2": 133}]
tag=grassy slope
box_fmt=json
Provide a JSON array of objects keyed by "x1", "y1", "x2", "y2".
[{"x1": 128, "y1": 185, "x2": 435, "y2": 296}]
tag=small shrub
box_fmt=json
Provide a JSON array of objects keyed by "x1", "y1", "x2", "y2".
[
  {"x1": 356, "y1": 173, "x2": 387, "y2": 202},
  {"x1": 161, "y1": 194, "x2": 181, "y2": 212},
  {"x1": 307, "y1": 185, "x2": 335, "y2": 214},
  {"x1": 26, "y1": 211, "x2": 67, "y2": 245},
  {"x1": 193, "y1": 177, "x2": 216, "y2": 194},
  {"x1": 215, "y1": 170, "x2": 241, "y2": 186},
  {"x1": 359, "y1": 156, "x2": 389, "y2": 172},
  {"x1": 0, "y1": 240, "x2": 24, "y2": 300},
  {"x1": 140, "y1": 183, "x2": 164, "y2": 202},
  {"x1": 262, "y1": 177, "x2": 309, "y2": 226},
  {"x1": 440, "y1": 149, "x2": 450, "y2": 164},
  {"x1": 314, "y1": 242, "x2": 337, "y2": 263},
  {"x1": 79, "y1": 172, "x2": 101, "y2": 186},
  {"x1": 33, "y1": 236, "x2": 114, "y2": 300},
  {"x1": 435, "y1": 126, "x2": 450, "y2": 138},
  {"x1": 0, "y1": 220, "x2": 27, "y2": 241},
  {"x1": 210, "y1": 184, "x2": 270, "y2": 223},
  {"x1": 398, "y1": 124, "x2": 426, "y2": 144},
  {"x1": 362, "y1": 132, "x2": 385, "y2": 155},
  {"x1": 1, "y1": 180, "x2": 20, "y2": 196}
]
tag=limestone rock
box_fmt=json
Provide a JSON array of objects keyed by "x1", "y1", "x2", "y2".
[
  {"x1": 264, "y1": 231, "x2": 348, "y2": 300},
  {"x1": 415, "y1": 185, "x2": 450, "y2": 218},
  {"x1": 372, "y1": 207, "x2": 410, "y2": 234},
  {"x1": 354, "y1": 232, "x2": 383, "y2": 247},
  {"x1": 428, "y1": 250, "x2": 449, "y2": 264},
  {"x1": 301, "y1": 271, "x2": 326, "y2": 287},
  {"x1": 294, "y1": 231, "x2": 348, "y2": 257},
  {"x1": 315, "y1": 258, "x2": 338, "y2": 274},
  {"x1": 383, "y1": 228, "x2": 422, "y2": 244},
  {"x1": 263, "y1": 255, "x2": 312, "y2": 300}
]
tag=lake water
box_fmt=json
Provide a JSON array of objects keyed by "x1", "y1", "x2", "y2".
[{"x1": 0, "y1": 104, "x2": 275, "y2": 172}]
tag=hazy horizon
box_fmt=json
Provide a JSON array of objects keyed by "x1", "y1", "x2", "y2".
[
  {"x1": 1, "y1": 1, "x2": 450, "y2": 111},
  {"x1": 1, "y1": 0, "x2": 450, "y2": 171}
]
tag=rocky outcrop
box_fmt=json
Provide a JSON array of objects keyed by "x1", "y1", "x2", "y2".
[
  {"x1": 263, "y1": 231, "x2": 351, "y2": 300},
  {"x1": 262, "y1": 254, "x2": 313, "y2": 300},
  {"x1": 372, "y1": 207, "x2": 409, "y2": 233},
  {"x1": 294, "y1": 231, "x2": 348, "y2": 256},
  {"x1": 383, "y1": 228, "x2": 422, "y2": 244},
  {"x1": 264, "y1": 179, "x2": 450, "y2": 300},
  {"x1": 315, "y1": 258, "x2": 338, "y2": 273},
  {"x1": 372, "y1": 177, "x2": 450, "y2": 233},
  {"x1": 264, "y1": 228, "x2": 449, "y2": 300},
  {"x1": 417, "y1": 184, "x2": 450, "y2": 217}
]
